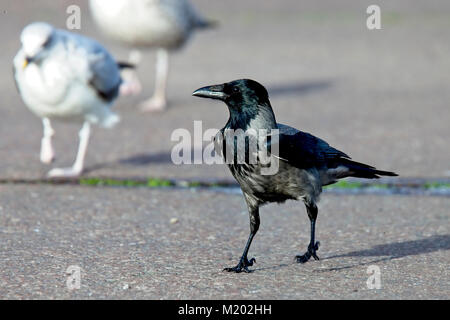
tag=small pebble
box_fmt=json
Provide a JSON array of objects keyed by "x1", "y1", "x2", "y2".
[{"x1": 170, "y1": 218, "x2": 179, "y2": 224}]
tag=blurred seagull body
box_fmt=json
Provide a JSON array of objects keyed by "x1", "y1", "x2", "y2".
[
  {"x1": 13, "y1": 22, "x2": 121, "y2": 178},
  {"x1": 89, "y1": 0, "x2": 215, "y2": 111},
  {"x1": 89, "y1": 0, "x2": 209, "y2": 49}
]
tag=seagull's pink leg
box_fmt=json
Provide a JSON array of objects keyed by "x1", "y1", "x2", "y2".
[
  {"x1": 47, "y1": 122, "x2": 91, "y2": 178},
  {"x1": 40, "y1": 118, "x2": 55, "y2": 164},
  {"x1": 139, "y1": 48, "x2": 169, "y2": 112}
]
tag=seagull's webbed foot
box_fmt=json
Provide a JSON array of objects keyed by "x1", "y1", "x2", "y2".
[
  {"x1": 224, "y1": 256, "x2": 256, "y2": 273},
  {"x1": 139, "y1": 96, "x2": 167, "y2": 113},
  {"x1": 295, "y1": 241, "x2": 320, "y2": 264},
  {"x1": 47, "y1": 167, "x2": 82, "y2": 178}
]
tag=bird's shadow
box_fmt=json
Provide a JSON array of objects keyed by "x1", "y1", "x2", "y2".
[
  {"x1": 82, "y1": 151, "x2": 174, "y2": 173},
  {"x1": 317, "y1": 234, "x2": 450, "y2": 272},
  {"x1": 118, "y1": 151, "x2": 174, "y2": 166},
  {"x1": 267, "y1": 80, "x2": 333, "y2": 97},
  {"x1": 253, "y1": 234, "x2": 450, "y2": 273}
]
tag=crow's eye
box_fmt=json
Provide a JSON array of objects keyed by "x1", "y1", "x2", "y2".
[{"x1": 232, "y1": 87, "x2": 240, "y2": 93}]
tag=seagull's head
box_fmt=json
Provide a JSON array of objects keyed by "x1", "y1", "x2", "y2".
[
  {"x1": 20, "y1": 22, "x2": 55, "y2": 68},
  {"x1": 193, "y1": 79, "x2": 270, "y2": 110}
]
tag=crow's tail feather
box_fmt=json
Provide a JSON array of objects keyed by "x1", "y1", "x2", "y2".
[{"x1": 340, "y1": 158, "x2": 398, "y2": 179}]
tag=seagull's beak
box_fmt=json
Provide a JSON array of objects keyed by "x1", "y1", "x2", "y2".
[
  {"x1": 22, "y1": 57, "x2": 32, "y2": 69},
  {"x1": 192, "y1": 84, "x2": 228, "y2": 101}
]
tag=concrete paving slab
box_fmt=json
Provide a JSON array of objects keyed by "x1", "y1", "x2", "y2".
[{"x1": 0, "y1": 185, "x2": 448, "y2": 299}]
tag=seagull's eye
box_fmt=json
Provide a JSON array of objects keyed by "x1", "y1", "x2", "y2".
[
  {"x1": 42, "y1": 36, "x2": 52, "y2": 48},
  {"x1": 232, "y1": 87, "x2": 240, "y2": 94}
]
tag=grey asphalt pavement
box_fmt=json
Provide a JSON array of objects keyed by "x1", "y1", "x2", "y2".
[
  {"x1": 0, "y1": 185, "x2": 448, "y2": 299},
  {"x1": 0, "y1": 0, "x2": 449, "y2": 300}
]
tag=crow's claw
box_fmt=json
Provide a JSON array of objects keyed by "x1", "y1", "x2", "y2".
[
  {"x1": 295, "y1": 241, "x2": 320, "y2": 264},
  {"x1": 224, "y1": 257, "x2": 256, "y2": 273}
]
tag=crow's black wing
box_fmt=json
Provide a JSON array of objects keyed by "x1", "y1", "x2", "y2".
[
  {"x1": 267, "y1": 124, "x2": 350, "y2": 169},
  {"x1": 270, "y1": 124, "x2": 398, "y2": 178}
]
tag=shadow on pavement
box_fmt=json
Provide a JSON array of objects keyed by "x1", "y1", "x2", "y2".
[
  {"x1": 82, "y1": 151, "x2": 174, "y2": 173},
  {"x1": 316, "y1": 234, "x2": 450, "y2": 272},
  {"x1": 119, "y1": 151, "x2": 173, "y2": 166},
  {"x1": 267, "y1": 80, "x2": 333, "y2": 97},
  {"x1": 328, "y1": 234, "x2": 449, "y2": 259},
  {"x1": 252, "y1": 235, "x2": 449, "y2": 273}
]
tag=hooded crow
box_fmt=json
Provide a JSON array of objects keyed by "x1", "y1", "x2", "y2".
[{"x1": 193, "y1": 79, "x2": 398, "y2": 273}]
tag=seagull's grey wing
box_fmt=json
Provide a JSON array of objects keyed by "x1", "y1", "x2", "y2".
[
  {"x1": 87, "y1": 44, "x2": 122, "y2": 103},
  {"x1": 182, "y1": 0, "x2": 216, "y2": 29},
  {"x1": 268, "y1": 123, "x2": 351, "y2": 169},
  {"x1": 64, "y1": 32, "x2": 122, "y2": 103}
]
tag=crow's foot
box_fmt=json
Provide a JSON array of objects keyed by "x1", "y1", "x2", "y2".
[
  {"x1": 295, "y1": 241, "x2": 320, "y2": 264},
  {"x1": 224, "y1": 257, "x2": 256, "y2": 273}
]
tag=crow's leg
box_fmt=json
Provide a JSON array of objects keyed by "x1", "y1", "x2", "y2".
[
  {"x1": 139, "y1": 48, "x2": 169, "y2": 112},
  {"x1": 296, "y1": 202, "x2": 320, "y2": 263},
  {"x1": 224, "y1": 205, "x2": 260, "y2": 273}
]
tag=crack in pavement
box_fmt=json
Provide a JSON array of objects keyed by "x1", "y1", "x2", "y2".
[{"x1": 0, "y1": 177, "x2": 449, "y2": 196}]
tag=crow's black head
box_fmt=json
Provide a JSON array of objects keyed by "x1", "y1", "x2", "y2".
[
  {"x1": 193, "y1": 79, "x2": 269, "y2": 107},
  {"x1": 193, "y1": 79, "x2": 275, "y2": 129}
]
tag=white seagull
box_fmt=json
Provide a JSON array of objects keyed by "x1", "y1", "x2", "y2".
[
  {"x1": 13, "y1": 22, "x2": 123, "y2": 178},
  {"x1": 89, "y1": 0, "x2": 215, "y2": 112}
]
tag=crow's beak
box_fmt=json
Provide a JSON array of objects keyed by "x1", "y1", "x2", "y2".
[{"x1": 192, "y1": 84, "x2": 228, "y2": 101}]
